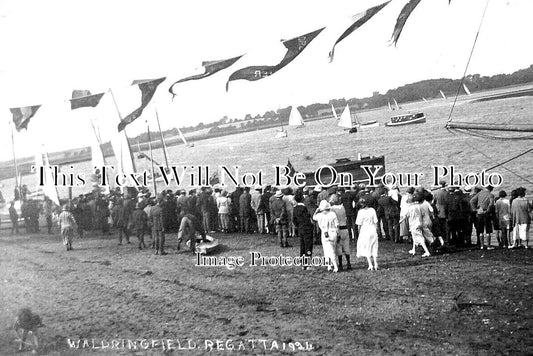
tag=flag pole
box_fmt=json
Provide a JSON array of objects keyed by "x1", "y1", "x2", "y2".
[
  {"x1": 108, "y1": 89, "x2": 137, "y2": 173},
  {"x1": 89, "y1": 117, "x2": 112, "y2": 192},
  {"x1": 9, "y1": 121, "x2": 21, "y2": 198},
  {"x1": 154, "y1": 105, "x2": 170, "y2": 168},
  {"x1": 146, "y1": 120, "x2": 157, "y2": 196}
]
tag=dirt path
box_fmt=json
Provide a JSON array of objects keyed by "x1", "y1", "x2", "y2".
[{"x1": 1, "y1": 230, "x2": 532, "y2": 355}]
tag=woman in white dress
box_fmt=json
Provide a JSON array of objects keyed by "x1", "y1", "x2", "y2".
[
  {"x1": 356, "y1": 197, "x2": 379, "y2": 270},
  {"x1": 313, "y1": 200, "x2": 339, "y2": 272}
]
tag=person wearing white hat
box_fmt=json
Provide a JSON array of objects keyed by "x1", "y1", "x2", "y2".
[
  {"x1": 329, "y1": 194, "x2": 351, "y2": 270},
  {"x1": 355, "y1": 197, "x2": 380, "y2": 270},
  {"x1": 57, "y1": 204, "x2": 77, "y2": 251},
  {"x1": 313, "y1": 200, "x2": 339, "y2": 272}
]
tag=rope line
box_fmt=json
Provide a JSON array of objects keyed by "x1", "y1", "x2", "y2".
[
  {"x1": 446, "y1": 0, "x2": 491, "y2": 124},
  {"x1": 446, "y1": 127, "x2": 533, "y2": 185}
]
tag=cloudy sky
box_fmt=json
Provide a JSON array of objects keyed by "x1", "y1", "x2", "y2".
[{"x1": 0, "y1": 0, "x2": 532, "y2": 161}]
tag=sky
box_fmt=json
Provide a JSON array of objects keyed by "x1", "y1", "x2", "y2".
[{"x1": 0, "y1": 0, "x2": 532, "y2": 162}]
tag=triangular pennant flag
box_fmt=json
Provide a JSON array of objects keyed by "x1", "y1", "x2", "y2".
[
  {"x1": 287, "y1": 159, "x2": 296, "y2": 177},
  {"x1": 70, "y1": 90, "x2": 105, "y2": 110},
  {"x1": 391, "y1": 0, "x2": 451, "y2": 46},
  {"x1": 329, "y1": 1, "x2": 391, "y2": 62},
  {"x1": 10, "y1": 105, "x2": 41, "y2": 131},
  {"x1": 390, "y1": 0, "x2": 422, "y2": 46},
  {"x1": 226, "y1": 27, "x2": 325, "y2": 91},
  {"x1": 169, "y1": 55, "x2": 243, "y2": 99},
  {"x1": 118, "y1": 77, "x2": 166, "y2": 132}
]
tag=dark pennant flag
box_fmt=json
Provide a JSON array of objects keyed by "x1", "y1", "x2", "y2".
[
  {"x1": 226, "y1": 27, "x2": 325, "y2": 91},
  {"x1": 329, "y1": 1, "x2": 391, "y2": 62},
  {"x1": 287, "y1": 159, "x2": 296, "y2": 177},
  {"x1": 70, "y1": 89, "x2": 105, "y2": 110},
  {"x1": 10, "y1": 105, "x2": 41, "y2": 131},
  {"x1": 168, "y1": 55, "x2": 243, "y2": 99},
  {"x1": 390, "y1": 0, "x2": 422, "y2": 46},
  {"x1": 391, "y1": 0, "x2": 451, "y2": 46},
  {"x1": 118, "y1": 77, "x2": 166, "y2": 132}
]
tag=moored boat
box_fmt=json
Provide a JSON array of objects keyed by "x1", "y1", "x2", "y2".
[
  {"x1": 274, "y1": 127, "x2": 288, "y2": 138},
  {"x1": 300, "y1": 155, "x2": 386, "y2": 187},
  {"x1": 385, "y1": 112, "x2": 426, "y2": 126}
]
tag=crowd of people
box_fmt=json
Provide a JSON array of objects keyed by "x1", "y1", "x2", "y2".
[{"x1": 1, "y1": 181, "x2": 531, "y2": 272}]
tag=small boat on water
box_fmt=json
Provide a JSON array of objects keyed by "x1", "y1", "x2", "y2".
[
  {"x1": 300, "y1": 155, "x2": 386, "y2": 186},
  {"x1": 385, "y1": 112, "x2": 426, "y2": 127},
  {"x1": 359, "y1": 120, "x2": 379, "y2": 128},
  {"x1": 274, "y1": 126, "x2": 288, "y2": 138},
  {"x1": 186, "y1": 235, "x2": 220, "y2": 254},
  {"x1": 338, "y1": 104, "x2": 378, "y2": 131},
  {"x1": 338, "y1": 104, "x2": 357, "y2": 133}
]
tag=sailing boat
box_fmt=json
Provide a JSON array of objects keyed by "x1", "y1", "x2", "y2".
[
  {"x1": 338, "y1": 104, "x2": 358, "y2": 133},
  {"x1": 440, "y1": 90, "x2": 447, "y2": 100},
  {"x1": 275, "y1": 125, "x2": 288, "y2": 138},
  {"x1": 331, "y1": 104, "x2": 340, "y2": 121},
  {"x1": 288, "y1": 105, "x2": 305, "y2": 127},
  {"x1": 33, "y1": 145, "x2": 60, "y2": 205},
  {"x1": 393, "y1": 98, "x2": 401, "y2": 110},
  {"x1": 177, "y1": 127, "x2": 194, "y2": 147},
  {"x1": 463, "y1": 83, "x2": 472, "y2": 95},
  {"x1": 88, "y1": 118, "x2": 110, "y2": 194},
  {"x1": 354, "y1": 112, "x2": 379, "y2": 128}
]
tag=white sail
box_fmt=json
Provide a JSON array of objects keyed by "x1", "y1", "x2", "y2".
[
  {"x1": 463, "y1": 83, "x2": 471, "y2": 95},
  {"x1": 110, "y1": 130, "x2": 136, "y2": 180},
  {"x1": 388, "y1": 101, "x2": 392, "y2": 111},
  {"x1": 89, "y1": 118, "x2": 110, "y2": 194},
  {"x1": 288, "y1": 105, "x2": 304, "y2": 127},
  {"x1": 42, "y1": 150, "x2": 60, "y2": 206},
  {"x1": 440, "y1": 90, "x2": 447, "y2": 100},
  {"x1": 422, "y1": 97, "x2": 428, "y2": 103},
  {"x1": 393, "y1": 98, "x2": 400, "y2": 110},
  {"x1": 108, "y1": 89, "x2": 136, "y2": 182},
  {"x1": 34, "y1": 145, "x2": 60, "y2": 206},
  {"x1": 338, "y1": 104, "x2": 353, "y2": 129},
  {"x1": 331, "y1": 104, "x2": 339, "y2": 121},
  {"x1": 89, "y1": 118, "x2": 106, "y2": 169},
  {"x1": 177, "y1": 126, "x2": 193, "y2": 147}
]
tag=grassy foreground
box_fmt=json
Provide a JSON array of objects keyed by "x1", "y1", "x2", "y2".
[{"x1": 1, "y1": 228, "x2": 532, "y2": 355}]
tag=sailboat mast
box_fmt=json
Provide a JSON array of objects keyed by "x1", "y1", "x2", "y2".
[
  {"x1": 9, "y1": 122, "x2": 20, "y2": 195},
  {"x1": 177, "y1": 127, "x2": 189, "y2": 146},
  {"x1": 154, "y1": 106, "x2": 170, "y2": 168},
  {"x1": 146, "y1": 121, "x2": 157, "y2": 196},
  {"x1": 109, "y1": 89, "x2": 137, "y2": 173}
]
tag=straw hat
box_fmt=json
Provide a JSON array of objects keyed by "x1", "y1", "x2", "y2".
[
  {"x1": 318, "y1": 200, "x2": 331, "y2": 211},
  {"x1": 275, "y1": 191, "x2": 283, "y2": 198}
]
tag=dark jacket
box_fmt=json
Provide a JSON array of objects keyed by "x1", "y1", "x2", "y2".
[
  {"x1": 131, "y1": 208, "x2": 148, "y2": 233},
  {"x1": 150, "y1": 205, "x2": 164, "y2": 231},
  {"x1": 378, "y1": 195, "x2": 400, "y2": 219}
]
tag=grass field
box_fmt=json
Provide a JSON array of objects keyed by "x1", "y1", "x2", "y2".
[{"x1": 1, "y1": 228, "x2": 532, "y2": 355}]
